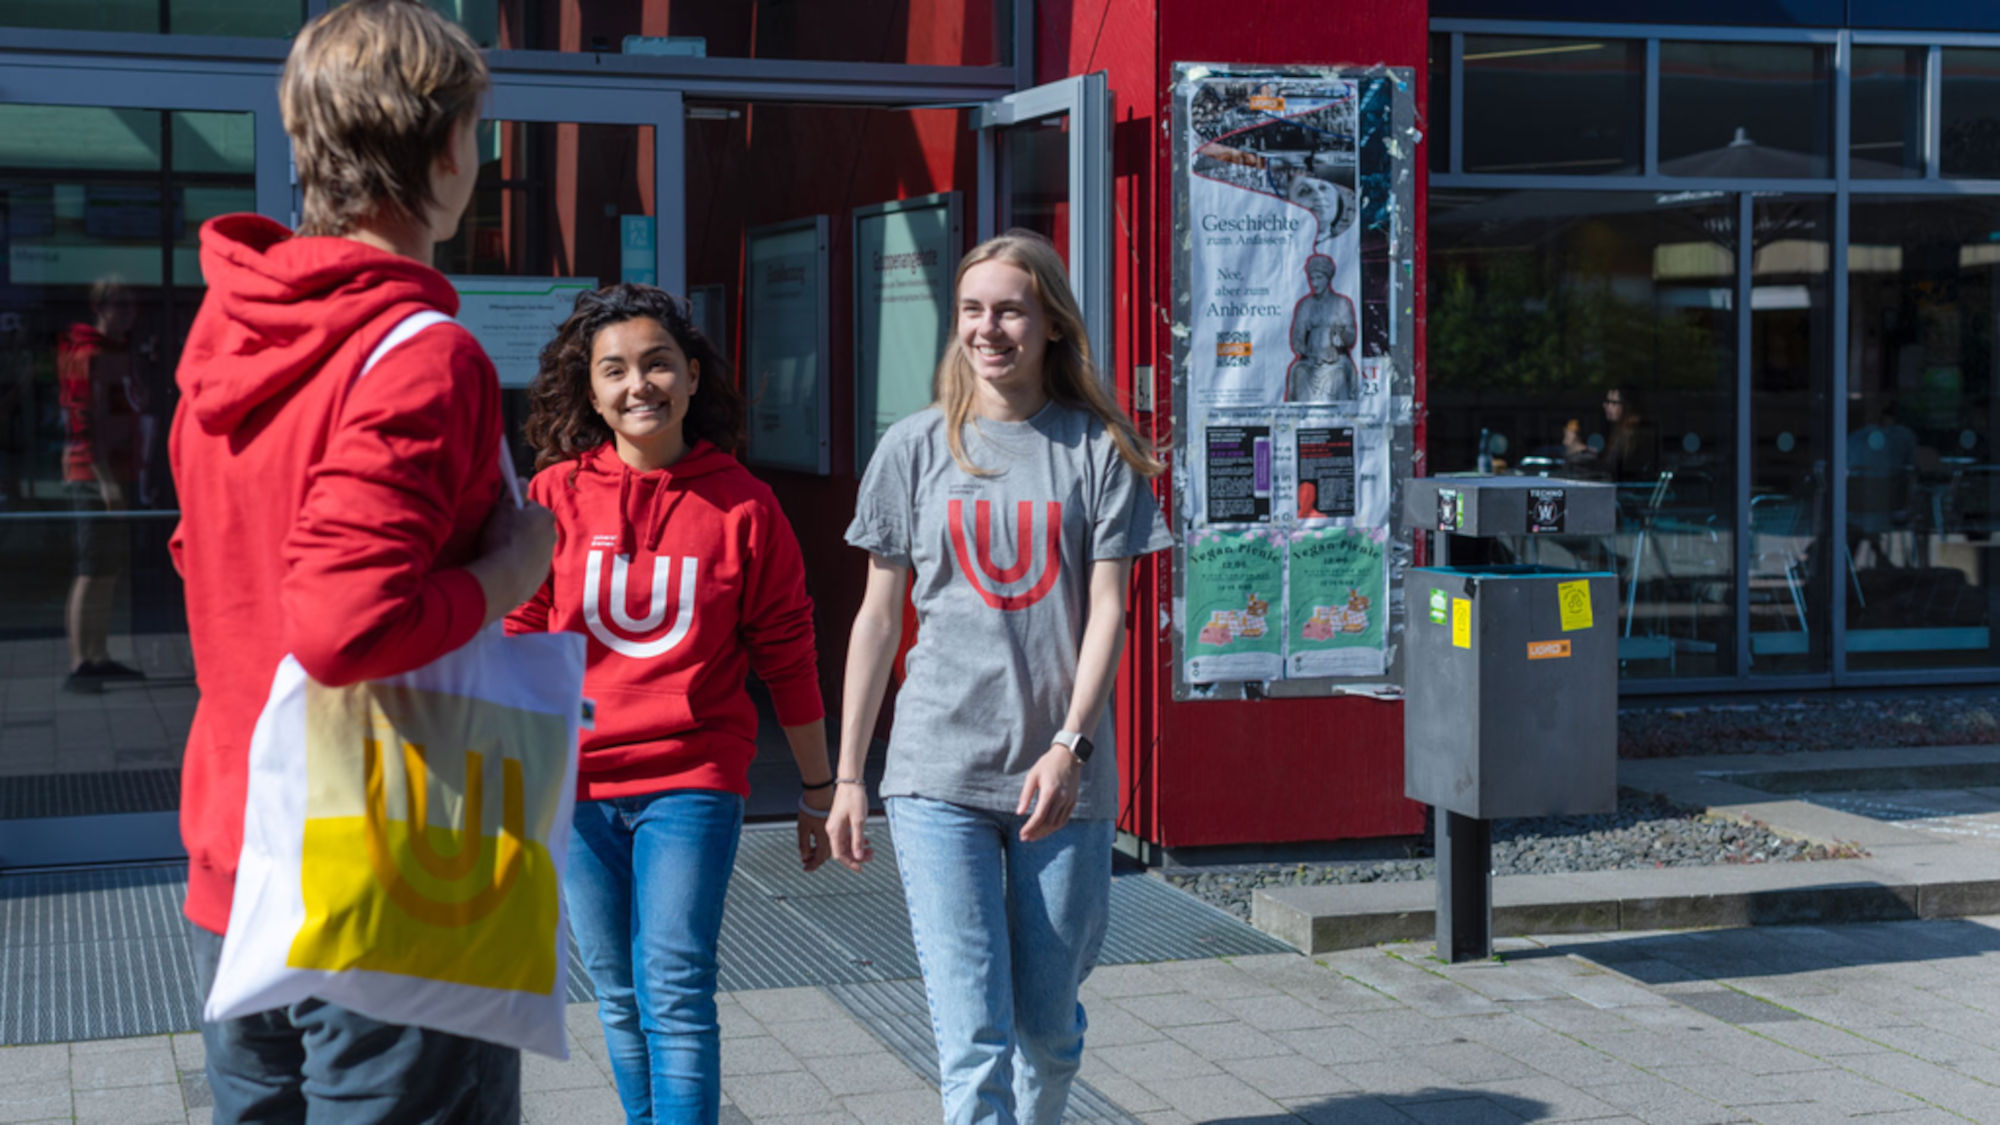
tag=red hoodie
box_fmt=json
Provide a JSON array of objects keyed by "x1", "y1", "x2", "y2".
[
  {"x1": 506, "y1": 442, "x2": 821, "y2": 799},
  {"x1": 169, "y1": 214, "x2": 502, "y2": 935}
]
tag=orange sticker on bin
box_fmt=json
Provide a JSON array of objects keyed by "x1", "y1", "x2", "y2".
[{"x1": 1526, "y1": 639, "x2": 1572, "y2": 660}]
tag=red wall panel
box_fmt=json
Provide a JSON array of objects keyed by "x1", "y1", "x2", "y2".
[{"x1": 1036, "y1": 0, "x2": 1431, "y2": 848}]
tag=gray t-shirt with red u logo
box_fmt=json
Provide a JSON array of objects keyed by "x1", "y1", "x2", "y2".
[{"x1": 846, "y1": 401, "x2": 1174, "y2": 818}]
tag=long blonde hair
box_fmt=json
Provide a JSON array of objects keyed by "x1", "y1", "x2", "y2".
[{"x1": 935, "y1": 230, "x2": 1162, "y2": 478}]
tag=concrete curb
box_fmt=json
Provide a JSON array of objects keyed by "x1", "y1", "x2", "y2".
[{"x1": 1250, "y1": 745, "x2": 2000, "y2": 955}]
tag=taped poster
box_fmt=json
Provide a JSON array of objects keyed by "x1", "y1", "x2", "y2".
[
  {"x1": 1169, "y1": 64, "x2": 1416, "y2": 698},
  {"x1": 1184, "y1": 75, "x2": 1375, "y2": 416},
  {"x1": 1286, "y1": 527, "x2": 1388, "y2": 678},
  {"x1": 1289, "y1": 409, "x2": 1389, "y2": 527},
  {"x1": 1201, "y1": 420, "x2": 1273, "y2": 525},
  {"x1": 1183, "y1": 529, "x2": 1285, "y2": 684}
]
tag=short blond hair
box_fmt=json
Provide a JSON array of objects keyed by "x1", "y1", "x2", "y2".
[{"x1": 280, "y1": 0, "x2": 488, "y2": 237}]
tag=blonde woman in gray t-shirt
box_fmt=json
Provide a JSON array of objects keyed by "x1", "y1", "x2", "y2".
[{"x1": 831, "y1": 230, "x2": 1173, "y2": 1124}]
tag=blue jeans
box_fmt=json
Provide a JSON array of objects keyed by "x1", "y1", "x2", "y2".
[
  {"x1": 565, "y1": 788, "x2": 744, "y2": 1125},
  {"x1": 886, "y1": 796, "x2": 1114, "y2": 1125},
  {"x1": 189, "y1": 923, "x2": 520, "y2": 1124}
]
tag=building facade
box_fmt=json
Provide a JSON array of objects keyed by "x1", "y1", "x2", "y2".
[{"x1": 1430, "y1": 0, "x2": 2000, "y2": 692}]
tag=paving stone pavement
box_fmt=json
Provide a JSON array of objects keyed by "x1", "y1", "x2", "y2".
[{"x1": 8, "y1": 915, "x2": 2000, "y2": 1122}]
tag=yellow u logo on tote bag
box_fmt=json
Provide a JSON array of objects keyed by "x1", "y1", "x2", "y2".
[{"x1": 286, "y1": 681, "x2": 566, "y2": 995}]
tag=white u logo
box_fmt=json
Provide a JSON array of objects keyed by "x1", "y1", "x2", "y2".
[{"x1": 582, "y1": 550, "x2": 699, "y2": 658}]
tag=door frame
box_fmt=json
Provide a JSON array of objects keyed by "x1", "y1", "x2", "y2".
[{"x1": 973, "y1": 72, "x2": 1114, "y2": 377}]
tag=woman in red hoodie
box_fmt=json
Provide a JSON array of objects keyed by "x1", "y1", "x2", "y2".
[{"x1": 507, "y1": 283, "x2": 832, "y2": 1124}]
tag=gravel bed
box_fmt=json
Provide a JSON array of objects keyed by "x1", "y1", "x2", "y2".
[
  {"x1": 1164, "y1": 789, "x2": 1866, "y2": 921},
  {"x1": 1620, "y1": 689, "x2": 2000, "y2": 758}
]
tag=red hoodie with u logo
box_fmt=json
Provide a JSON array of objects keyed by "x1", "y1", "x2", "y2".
[{"x1": 506, "y1": 441, "x2": 822, "y2": 800}]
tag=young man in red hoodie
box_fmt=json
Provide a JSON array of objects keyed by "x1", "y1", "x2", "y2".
[{"x1": 168, "y1": 2, "x2": 553, "y2": 1119}]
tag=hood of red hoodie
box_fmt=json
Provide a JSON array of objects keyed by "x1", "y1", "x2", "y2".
[
  {"x1": 571, "y1": 440, "x2": 738, "y2": 558},
  {"x1": 178, "y1": 214, "x2": 460, "y2": 435}
]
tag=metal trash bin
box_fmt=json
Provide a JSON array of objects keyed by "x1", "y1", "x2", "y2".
[{"x1": 1402, "y1": 475, "x2": 1619, "y2": 961}]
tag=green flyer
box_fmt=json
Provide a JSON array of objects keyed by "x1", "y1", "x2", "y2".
[
  {"x1": 1286, "y1": 527, "x2": 1388, "y2": 678},
  {"x1": 1182, "y1": 529, "x2": 1286, "y2": 684}
]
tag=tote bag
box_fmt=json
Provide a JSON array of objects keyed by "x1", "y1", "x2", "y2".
[{"x1": 204, "y1": 311, "x2": 587, "y2": 1059}]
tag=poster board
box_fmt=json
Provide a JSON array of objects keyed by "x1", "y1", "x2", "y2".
[
  {"x1": 854, "y1": 192, "x2": 960, "y2": 476},
  {"x1": 744, "y1": 217, "x2": 831, "y2": 475},
  {"x1": 1169, "y1": 65, "x2": 1417, "y2": 698},
  {"x1": 445, "y1": 276, "x2": 596, "y2": 388}
]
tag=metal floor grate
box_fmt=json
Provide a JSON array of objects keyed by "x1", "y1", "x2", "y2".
[
  {"x1": 1, "y1": 823, "x2": 1287, "y2": 1047},
  {"x1": 0, "y1": 769, "x2": 181, "y2": 819}
]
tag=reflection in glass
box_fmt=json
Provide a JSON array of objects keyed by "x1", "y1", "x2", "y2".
[
  {"x1": 1660, "y1": 42, "x2": 1831, "y2": 179},
  {"x1": 0, "y1": 104, "x2": 251, "y2": 818},
  {"x1": 1847, "y1": 197, "x2": 2000, "y2": 671},
  {"x1": 1851, "y1": 46, "x2": 1926, "y2": 179},
  {"x1": 424, "y1": 0, "x2": 1000, "y2": 65},
  {"x1": 1429, "y1": 190, "x2": 1737, "y2": 679},
  {"x1": 1942, "y1": 48, "x2": 2000, "y2": 180},
  {"x1": 1748, "y1": 197, "x2": 1832, "y2": 674},
  {"x1": 0, "y1": 0, "x2": 302, "y2": 36},
  {"x1": 1429, "y1": 33, "x2": 1450, "y2": 175},
  {"x1": 1005, "y1": 118, "x2": 1069, "y2": 262},
  {"x1": 1461, "y1": 36, "x2": 1642, "y2": 176}
]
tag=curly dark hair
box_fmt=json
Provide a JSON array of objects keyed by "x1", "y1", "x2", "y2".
[{"x1": 523, "y1": 283, "x2": 744, "y2": 471}]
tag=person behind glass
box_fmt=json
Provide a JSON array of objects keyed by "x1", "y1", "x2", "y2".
[
  {"x1": 507, "y1": 283, "x2": 833, "y2": 1125},
  {"x1": 169, "y1": 2, "x2": 554, "y2": 1120},
  {"x1": 1564, "y1": 384, "x2": 1659, "y2": 484},
  {"x1": 59, "y1": 275, "x2": 147, "y2": 693},
  {"x1": 828, "y1": 230, "x2": 1173, "y2": 1124}
]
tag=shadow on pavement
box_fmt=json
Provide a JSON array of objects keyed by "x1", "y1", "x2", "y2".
[
  {"x1": 1203, "y1": 1087, "x2": 1548, "y2": 1122},
  {"x1": 1512, "y1": 917, "x2": 2000, "y2": 984}
]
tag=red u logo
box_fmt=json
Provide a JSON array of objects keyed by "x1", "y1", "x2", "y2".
[{"x1": 948, "y1": 499, "x2": 1063, "y2": 611}]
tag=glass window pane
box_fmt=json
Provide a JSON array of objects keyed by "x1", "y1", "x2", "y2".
[
  {"x1": 432, "y1": 120, "x2": 656, "y2": 466},
  {"x1": 1942, "y1": 48, "x2": 2000, "y2": 180},
  {"x1": 0, "y1": 106, "x2": 164, "y2": 173},
  {"x1": 1661, "y1": 42, "x2": 1831, "y2": 178},
  {"x1": 427, "y1": 0, "x2": 1002, "y2": 65},
  {"x1": 1429, "y1": 32, "x2": 1451, "y2": 175},
  {"x1": 0, "y1": 0, "x2": 301, "y2": 36},
  {"x1": 1429, "y1": 190, "x2": 1738, "y2": 680},
  {"x1": 1851, "y1": 46, "x2": 1926, "y2": 179},
  {"x1": 1749, "y1": 197, "x2": 1833, "y2": 674},
  {"x1": 0, "y1": 102, "x2": 254, "y2": 852},
  {"x1": 1847, "y1": 197, "x2": 2000, "y2": 671},
  {"x1": 1461, "y1": 36, "x2": 1642, "y2": 176}
]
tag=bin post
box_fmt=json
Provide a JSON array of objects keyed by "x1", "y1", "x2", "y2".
[{"x1": 1436, "y1": 810, "x2": 1491, "y2": 963}]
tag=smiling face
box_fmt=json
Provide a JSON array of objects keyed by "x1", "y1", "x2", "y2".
[
  {"x1": 956, "y1": 259, "x2": 1056, "y2": 406},
  {"x1": 589, "y1": 316, "x2": 700, "y2": 469}
]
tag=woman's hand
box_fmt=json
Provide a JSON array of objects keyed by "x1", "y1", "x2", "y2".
[
  {"x1": 1016, "y1": 745, "x2": 1082, "y2": 842},
  {"x1": 826, "y1": 783, "x2": 874, "y2": 872},
  {"x1": 797, "y1": 789, "x2": 834, "y2": 873}
]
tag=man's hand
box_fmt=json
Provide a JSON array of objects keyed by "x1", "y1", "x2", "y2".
[
  {"x1": 1016, "y1": 745, "x2": 1082, "y2": 842},
  {"x1": 467, "y1": 494, "x2": 555, "y2": 622}
]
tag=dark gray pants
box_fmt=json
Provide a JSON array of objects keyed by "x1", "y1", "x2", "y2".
[{"x1": 190, "y1": 924, "x2": 521, "y2": 1124}]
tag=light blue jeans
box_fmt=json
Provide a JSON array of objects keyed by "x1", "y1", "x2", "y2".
[
  {"x1": 565, "y1": 789, "x2": 744, "y2": 1125},
  {"x1": 886, "y1": 796, "x2": 1114, "y2": 1125}
]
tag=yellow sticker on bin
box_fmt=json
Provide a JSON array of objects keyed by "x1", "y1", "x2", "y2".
[
  {"x1": 1558, "y1": 579, "x2": 1593, "y2": 632},
  {"x1": 1451, "y1": 598, "x2": 1471, "y2": 649}
]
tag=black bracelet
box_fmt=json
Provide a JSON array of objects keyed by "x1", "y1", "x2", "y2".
[{"x1": 801, "y1": 777, "x2": 836, "y2": 791}]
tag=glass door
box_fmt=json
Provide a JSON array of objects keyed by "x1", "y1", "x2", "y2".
[
  {"x1": 973, "y1": 73, "x2": 1112, "y2": 372},
  {"x1": 442, "y1": 82, "x2": 683, "y2": 475},
  {"x1": 0, "y1": 62, "x2": 284, "y2": 867}
]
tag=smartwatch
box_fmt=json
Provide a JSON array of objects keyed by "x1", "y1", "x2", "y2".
[{"x1": 1053, "y1": 729, "x2": 1095, "y2": 764}]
